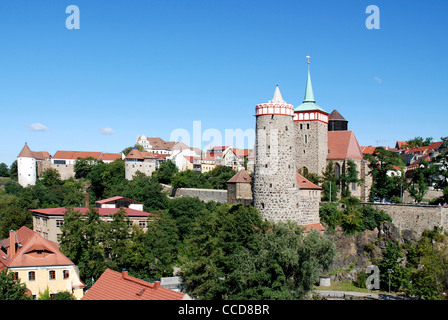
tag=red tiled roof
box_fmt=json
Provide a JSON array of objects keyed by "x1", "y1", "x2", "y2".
[
  {"x1": 0, "y1": 227, "x2": 81, "y2": 271},
  {"x1": 402, "y1": 141, "x2": 443, "y2": 156},
  {"x1": 95, "y1": 196, "x2": 144, "y2": 205},
  {"x1": 81, "y1": 268, "x2": 187, "y2": 300},
  {"x1": 17, "y1": 144, "x2": 51, "y2": 160},
  {"x1": 296, "y1": 173, "x2": 321, "y2": 190},
  {"x1": 328, "y1": 131, "x2": 363, "y2": 160},
  {"x1": 53, "y1": 151, "x2": 121, "y2": 161},
  {"x1": 302, "y1": 223, "x2": 325, "y2": 233},
  {"x1": 30, "y1": 207, "x2": 154, "y2": 218},
  {"x1": 227, "y1": 169, "x2": 252, "y2": 183},
  {"x1": 126, "y1": 149, "x2": 168, "y2": 161}
]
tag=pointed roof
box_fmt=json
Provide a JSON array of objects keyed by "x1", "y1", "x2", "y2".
[
  {"x1": 227, "y1": 169, "x2": 252, "y2": 183},
  {"x1": 329, "y1": 109, "x2": 347, "y2": 121},
  {"x1": 269, "y1": 85, "x2": 286, "y2": 104},
  {"x1": 295, "y1": 64, "x2": 327, "y2": 113},
  {"x1": 327, "y1": 131, "x2": 363, "y2": 160},
  {"x1": 0, "y1": 226, "x2": 75, "y2": 269},
  {"x1": 17, "y1": 143, "x2": 50, "y2": 160}
]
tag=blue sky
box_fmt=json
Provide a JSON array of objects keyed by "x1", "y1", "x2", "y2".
[{"x1": 1, "y1": 0, "x2": 447, "y2": 166}]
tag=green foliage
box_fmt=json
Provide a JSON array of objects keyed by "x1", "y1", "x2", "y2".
[
  {"x1": 339, "y1": 160, "x2": 363, "y2": 198},
  {"x1": 376, "y1": 240, "x2": 409, "y2": 292},
  {"x1": 0, "y1": 193, "x2": 33, "y2": 238},
  {"x1": 167, "y1": 196, "x2": 207, "y2": 241},
  {"x1": 405, "y1": 136, "x2": 434, "y2": 148},
  {"x1": 0, "y1": 269, "x2": 32, "y2": 300},
  {"x1": 179, "y1": 205, "x2": 336, "y2": 300},
  {"x1": 121, "y1": 145, "x2": 145, "y2": 156},
  {"x1": 319, "y1": 200, "x2": 391, "y2": 236},
  {"x1": 0, "y1": 163, "x2": 9, "y2": 177},
  {"x1": 406, "y1": 228, "x2": 448, "y2": 299},
  {"x1": 152, "y1": 160, "x2": 178, "y2": 185},
  {"x1": 353, "y1": 272, "x2": 368, "y2": 289},
  {"x1": 408, "y1": 160, "x2": 435, "y2": 203},
  {"x1": 170, "y1": 169, "x2": 212, "y2": 189},
  {"x1": 170, "y1": 166, "x2": 237, "y2": 190},
  {"x1": 321, "y1": 161, "x2": 338, "y2": 202},
  {"x1": 364, "y1": 147, "x2": 406, "y2": 202}
]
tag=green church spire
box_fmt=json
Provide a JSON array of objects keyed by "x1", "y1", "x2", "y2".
[{"x1": 295, "y1": 57, "x2": 326, "y2": 113}]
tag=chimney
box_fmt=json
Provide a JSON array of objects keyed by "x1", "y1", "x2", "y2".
[
  {"x1": 154, "y1": 281, "x2": 160, "y2": 289},
  {"x1": 122, "y1": 268, "x2": 128, "y2": 279},
  {"x1": 9, "y1": 230, "x2": 16, "y2": 257},
  {"x1": 85, "y1": 193, "x2": 89, "y2": 207}
]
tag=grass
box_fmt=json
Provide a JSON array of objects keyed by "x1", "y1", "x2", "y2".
[{"x1": 314, "y1": 280, "x2": 390, "y2": 295}]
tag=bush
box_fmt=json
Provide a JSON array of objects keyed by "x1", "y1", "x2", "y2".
[{"x1": 353, "y1": 272, "x2": 368, "y2": 289}]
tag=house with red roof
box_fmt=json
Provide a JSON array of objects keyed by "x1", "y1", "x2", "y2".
[
  {"x1": 81, "y1": 268, "x2": 191, "y2": 300},
  {"x1": 30, "y1": 196, "x2": 155, "y2": 244},
  {"x1": 0, "y1": 226, "x2": 85, "y2": 300}
]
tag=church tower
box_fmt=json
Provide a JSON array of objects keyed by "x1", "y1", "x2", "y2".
[
  {"x1": 294, "y1": 60, "x2": 329, "y2": 176},
  {"x1": 253, "y1": 86, "x2": 302, "y2": 222}
]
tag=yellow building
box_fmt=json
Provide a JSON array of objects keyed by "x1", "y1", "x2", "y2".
[{"x1": 0, "y1": 226, "x2": 85, "y2": 300}]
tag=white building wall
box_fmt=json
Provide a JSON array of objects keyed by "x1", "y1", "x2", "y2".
[{"x1": 18, "y1": 157, "x2": 37, "y2": 187}]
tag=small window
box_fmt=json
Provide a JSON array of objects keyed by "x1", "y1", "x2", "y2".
[
  {"x1": 28, "y1": 271, "x2": 36, "y2": 281},
  {"x1": 63, "y1": 270, "x2": 70, "y2": 279},
  {"x1": 49, "y1": 270, "x2": 56, "y2": 280},
  {"x1": 300, "y1": 124, "x2": 303, "y2": 130},
  {"x1": 307, "y1": 124, "x2": 310, "y2": 129},
  {"x1": 13, "y1": 272, "x2": 19, "y2": 280}
]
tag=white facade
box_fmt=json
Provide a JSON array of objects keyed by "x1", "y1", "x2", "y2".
[{"x1": 18, "y1": 157, "x2": 37, "y2": 187}]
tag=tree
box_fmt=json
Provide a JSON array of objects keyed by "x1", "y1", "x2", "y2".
[
  {"x1": 432, "y1": 136, "x2": 448, "y2": 191},
  {"x1": 321, "y1": 161, "x2": 338, "y2": 202},
  {"x1": 144, "y1": 211, "x2": 180, "y2": 278},
  {"x1": 229, "y1": 223, "x2": 336, "y2": 300},
  {"x1": 103, "y1": 208, "x2": 132, "y2": 271},
  {"x1": 364, "y1": 147, "x2": 406, "y2": 202},
  {"x1": 152, "y1": 160, "x2": 179, "y2": 185},
  {"x1": 204, "y1": 166, "x2": 237, "y2": 190},
  {"x1": 9, "y1": 160, "x2": 17, "y2": 181},
  {"x1": 167, "y1": 196, "x2": 207, "y2": 241},
  {"x1": 408, "y1": 160, "x2": 435, "y2": 203},
  {"x1": 38, "y1": 168, "x2": 62, "y2": 187},
  {"x1": 339, "y1": 160, "x2": 363, "y2": 198},
  {"x1": 0, "y1": 269, "x2": 32, "y2": 300},
  {"x1": 74, "y1": 157, "x2": 99, "y2": 179},
  {"x1": 0, "y1": 163, "x2": 9, "y2": 177},
  {"x1": 121, "y1": 144, "x2": 145, "y2": 156},
  {"x1": 376, "y1": 240, "x2": 409, "y2": 292},
  {"x1": 170, "y1": 169, "x2": 211, "y2": 190},
  {"x1": 407, "y1": 228, "x2": 448, "y2": 299},
  {"x1": 404, "y1": 136, "x2": 434, "y2": 148}
]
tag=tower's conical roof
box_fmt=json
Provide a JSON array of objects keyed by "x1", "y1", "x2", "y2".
[
  {"x1": 295, "y1": 63, "x2": 326, "y2": 113},
  {"x1": 269, "y1": 85, "x2": 286, "y2": 104},
  {"x1": 17, "y1": 143, "x2": 34, "y2": 158}
]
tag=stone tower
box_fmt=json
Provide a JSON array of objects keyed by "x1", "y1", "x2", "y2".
[
  {"x1": 294, "y1": 62, "x2": 329, "y2": 176},
  {"x1": 253, "y1": 86, "x2": 302, "y2": 222}
]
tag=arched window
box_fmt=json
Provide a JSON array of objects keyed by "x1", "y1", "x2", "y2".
[{"x1": 334, "y1": 163, "x2": 341, "y2": 181}]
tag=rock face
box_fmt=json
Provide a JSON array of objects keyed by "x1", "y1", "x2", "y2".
[{"x1": 326, "y1": 223, "x2": 419, "y2": 282}]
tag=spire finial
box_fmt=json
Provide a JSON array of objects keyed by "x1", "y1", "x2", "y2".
[
  {"x1": 306, "y1": 55, "x2": 311, "y2": 65},
  {"x1": 303, "y1": 57, "x2": 315, "y2": 103}
]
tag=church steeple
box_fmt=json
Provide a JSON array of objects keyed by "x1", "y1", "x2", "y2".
[
  {"x1": 295, "y1": 57, "x2": 326, "y2": 113},
  {"x1": 303, "y1": 65, "x2": 315, "y2": 103}
]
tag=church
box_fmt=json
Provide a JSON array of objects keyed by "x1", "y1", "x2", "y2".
[{"x1": 252, "y1": 60, "x2": 371, "y2": 226}]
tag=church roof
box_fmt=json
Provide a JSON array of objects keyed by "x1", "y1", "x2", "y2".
[{"x1": 327, "y1": 131, "x2": 363, "y2": 160}]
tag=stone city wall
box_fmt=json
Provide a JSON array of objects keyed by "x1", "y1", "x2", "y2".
[
  {"x1": 174, "y1": 188, "x2": 228, "y2": 203},
  {"x1": 364, "y1": 203, "x2": 448, "y2": 236}
]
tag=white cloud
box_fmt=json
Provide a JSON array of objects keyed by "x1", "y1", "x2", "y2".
[
  {"x1": 99, "y1": 127, "x2": 115, "y2": 135},
  {"x1": 28, "y1": 123, "x2": 49, "y2": 131},
  {"x1": 374, "y1": 76, "x2": 382, "y2": 84}
]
